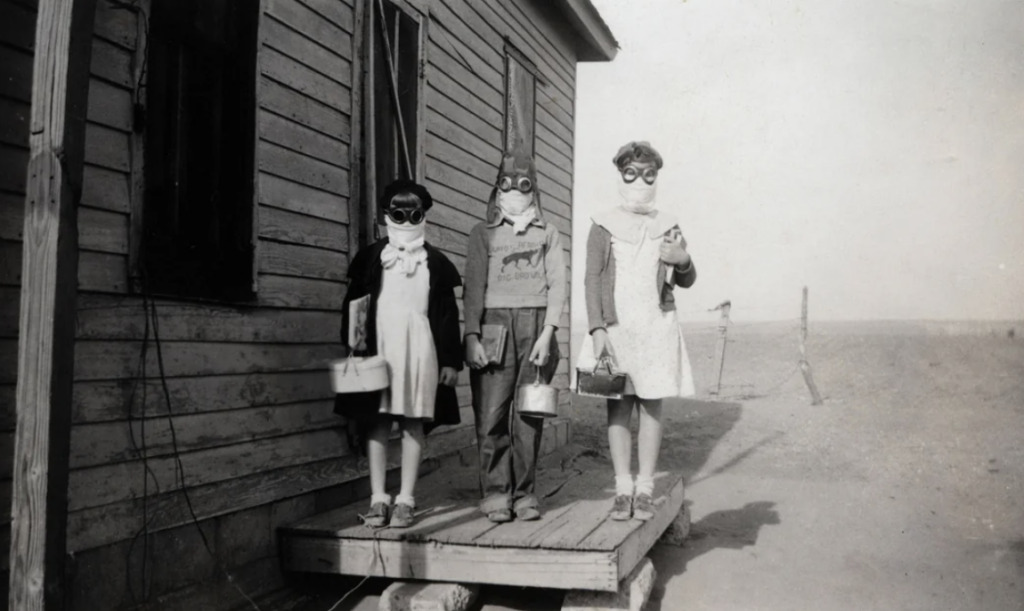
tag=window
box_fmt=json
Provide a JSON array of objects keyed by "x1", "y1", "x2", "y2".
[
  {"x1": 363, "y1": 0, "x2": 426, "y2": 244},
  {"x1": 504, "y1": 45, "x2": 537, "y2": 155},
  {"x1": 141, "y1": 0, "x2": 260, "y2": 300}
]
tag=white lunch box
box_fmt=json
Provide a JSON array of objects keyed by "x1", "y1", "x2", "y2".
[{"x1": 329, "y1": 356, "x2": 390, "y2": 394}]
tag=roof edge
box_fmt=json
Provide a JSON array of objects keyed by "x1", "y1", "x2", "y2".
[{"x1": 557, "y1": 0, "x2": 619, "y2": 62}]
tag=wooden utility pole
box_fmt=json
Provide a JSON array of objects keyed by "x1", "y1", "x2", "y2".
[
  {"x1": 710, "y1": 300, "x2": 731, "y2": 397},
  {"x1": 10, "y1": 0, "x2": 96, "y2": 608},
  {"x1": 798, "y1": 287, "x2": 823, "y2": 405}
]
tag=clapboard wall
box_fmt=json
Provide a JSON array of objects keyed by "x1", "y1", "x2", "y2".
[
  {"x1": 5, "y1": 0, "x2": 582, "y2": 608},
  {"x1": 420, "y1": 0, "x2": 576, "y2": 390},
  {"x1": 0, "y1": 0, "x2": 38, "y2": 606}
]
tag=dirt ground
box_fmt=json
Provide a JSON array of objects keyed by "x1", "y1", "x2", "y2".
[{"x1": 321, "y1": 324, "x2": 1024, "y2": 611}]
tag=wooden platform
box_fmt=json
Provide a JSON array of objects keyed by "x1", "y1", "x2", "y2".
[{"x1": 278, "y1": 454, "x2": 684, "y2": 593}]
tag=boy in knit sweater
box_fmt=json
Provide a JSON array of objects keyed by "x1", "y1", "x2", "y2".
[{"x1": 464, "y1": 149, "x2": 567, "y2": 523}]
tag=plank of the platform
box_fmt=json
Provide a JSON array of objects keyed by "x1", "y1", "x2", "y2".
[{"x1": 280, "y1": 535, "x2": 621, "y2": 592}]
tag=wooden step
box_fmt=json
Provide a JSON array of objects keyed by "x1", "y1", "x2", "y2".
[{"x1": 278, "y1": 453, "x2": 684, "y2": 593}]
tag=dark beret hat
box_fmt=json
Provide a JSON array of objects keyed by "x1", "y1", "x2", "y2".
[
  {"x1": 379, "y1": 179, "x2": 433, "y2": 211},
  {"x1": 612, "y1": 141, "x2": 663, "y2": 170}
]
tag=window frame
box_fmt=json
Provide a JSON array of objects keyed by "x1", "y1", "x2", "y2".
[
  {"x1": 503, "y1": 40, "x2": 543, "y2": 157},
  {"x1": 129, "y1": 0, "x2": 264, "y2": 302},
  {"x1": 360, "y1": 0, "x2": 428, "y2": 248}
]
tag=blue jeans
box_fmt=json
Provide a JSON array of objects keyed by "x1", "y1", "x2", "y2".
[{"x1": 470, "y1": 307, "x2": 560, "y2": 513}]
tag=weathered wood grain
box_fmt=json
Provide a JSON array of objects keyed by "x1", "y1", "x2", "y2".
[
  {"x1": 282, "y1": 536, "x2": 618, "y2": 592},
  {"x1": 85, "y1": 78, "x2": 131, "y2": 132},
  {"x1": 259, "y1": 109, "x2": 349, "y2": 168},
  {"x1": 262, "y1": 47, "x2": 352, "y2": 115},
  {"x1": 266, "y1": 0, "x2": 352, "y2": 60},
  {"x1": 259, "y1": 205, "x2": 348, "y2": 252},
  {"x1": 259, "y1": 140, "x2": 350, "y2": 195},
  {"x1": 426, "y1": 67, "x2": 503, "y2": 131},
  {"x1": 263, "y1": 17, "x2": 352, "y2": 87},
  {"x1": 74, "y1": 295, "x2": 341, "y2": 342},
  {"x1": 77, "y1": 206, "x2": 128, "y2": 254},
  {"x1": 427, "y1": 43, "x2": 502, "y2": 117},
  {"x1": 72, "y1": 340, "x2": 342, "y2": 381},
  {"x1": 72, "y1": 370, "x2": 334, "y2": 424},
  {"x1": 259, "y1": 172, "x2": 349, "y2": 224},
  {"x1": 67, "y1": 424, "x2": 475, "y2": 551},
  {"x1": 77, "y1": 250, "x2": 128, "y2": 293},
  {"x1": 68, "y1": 428, "x2": 348, "y2": 511},
  {"x1": 92, "y1": 0, "x2": 136, "y2": 50},
  {"x1": 426, "y1": 107, "x2": 502, "y2": 170},
  {"x1": 297, "y1": 0, "x2": 355, "y2": 34},
  {"x1": 81, "y1": 163, "x2": 130, "y2": 213},
  {"x1": 423, "y1": 160, "x2": 491, "y2": 212},
  {"x1": 427, "y1": 197, "x2": 484, "y2": 236},
  {"x1": 259, "y1": 240, "x2": 348, "y2": 281},
  {"x1": 83, "y1": 122, "x2": 129, "y2": 172},
  {"x1": 11, "y1": 0, "x2": 96, "y2": 607},
  {"x1": 260, "y1": 77, "x2": 352, "y2": 141},
  {"x1": 258, "y1": 274, "x2": 346, "y2": 310},
  {"x1": 89, "y1": 37, "x2": 132, "y2": 87},
  {"x1": 69, "y1": 399, "x2": 340, "y2": 468}
]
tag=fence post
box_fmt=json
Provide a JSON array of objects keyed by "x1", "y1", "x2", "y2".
[
  {"x1": 799, "y1": 287, "x2": 823, "y2": 405},
  {"x1": 710, "y1": 300, "x2": 731, "y2": 396}
]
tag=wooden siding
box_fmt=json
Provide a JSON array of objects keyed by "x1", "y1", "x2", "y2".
[
  {"x1": 52, "y1": 0, "x2": 582, "y2": 607},
  {"x1": 66, "y1": 0, "x2": 358, "y2": 563},
  {"x1": 422, "y1": 0, "x2": 578, "y2": 398},
  {"x1": 0, "y1": 0, "x2": 37, "y2": 594}
]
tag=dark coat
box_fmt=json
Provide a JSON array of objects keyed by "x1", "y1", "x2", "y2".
[{"x1": 335, "y1": 239, "x2": 464, "y2": 435}]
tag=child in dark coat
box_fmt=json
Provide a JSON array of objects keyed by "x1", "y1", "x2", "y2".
[{"x1": 337, "y1": 180, "x2": 463, "y2": 528}]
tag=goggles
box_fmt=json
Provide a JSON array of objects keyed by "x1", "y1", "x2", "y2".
[
  {"x1": 498, "y1": 175, "x2": 534, "y2": 194},
  {"x1": 621, "y1": 166, "x2": 658, "y2": 185},
  {"x1": 384, "y1": 207, "x2": 425, "y2": 225}
]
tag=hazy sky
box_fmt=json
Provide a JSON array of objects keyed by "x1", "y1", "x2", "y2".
[{"x1": 570, "y1": 0, "x2": 1024, "y2": 322}]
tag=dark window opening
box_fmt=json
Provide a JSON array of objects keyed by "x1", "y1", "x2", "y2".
[
  {"x1": 365, "y1": 0, "x2": 422, "y2": 243},
  {"x1": 142, "y1": 0, "x2": 259, "y2": 301}
]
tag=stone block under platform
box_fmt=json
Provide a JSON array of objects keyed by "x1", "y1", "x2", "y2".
[{"x1": 277, "y1": 454, "x2": 685, "y2": 593}]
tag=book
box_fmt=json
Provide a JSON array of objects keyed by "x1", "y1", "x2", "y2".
[
  {"x1": 348, "y1": 295, "x2": 371, "y2": 352},
  {"x1": 480, "y1": 324, "x2": 507, "y2": 365}
]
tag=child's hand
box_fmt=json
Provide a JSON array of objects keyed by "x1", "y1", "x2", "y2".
[
  {"x1": 592, "y1": 328, "x2": 614, "y2": 361},
  {"x1": 439, "y1": 367, "x2": 458, "y2": 386},
  {"x1": 465, "y1": 335, "x2": 489, "y2": 369},
  {"x1": 659, "y1": 235, "x2": 690, "y2": 267},
  {"x1": 529, "y1": 327, "x2": 555, "y2": 366}
]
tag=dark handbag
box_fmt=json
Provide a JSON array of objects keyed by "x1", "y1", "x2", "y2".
[{"x1": 576, "y1": 353, "x2": 627, "y2": 399}]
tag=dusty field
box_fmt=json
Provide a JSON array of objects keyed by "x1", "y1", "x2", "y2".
[
  {"x1": 559, "y1": 324, "x2": 1024, "y2": 611},
  {"x1": 318, "y1": 322, "x2": 1024, "y2": 611}
]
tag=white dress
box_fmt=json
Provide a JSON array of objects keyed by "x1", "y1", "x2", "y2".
[
  {"x1": 577, "y1": 231, "x2": 695, "y2": 399},
  {"x1": 376, "y1": 262, "x2": 439, "y2": 419}
]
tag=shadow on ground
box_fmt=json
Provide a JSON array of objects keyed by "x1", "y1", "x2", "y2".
[{"x1": 647, "y1": 500, "x2": 782, "y2": 611}]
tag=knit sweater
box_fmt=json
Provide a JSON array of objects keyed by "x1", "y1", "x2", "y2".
[
  {"x1": 584, "y1": 222, "x2": 697, "y2": 334},
  {"x1": 463, "y1": 216, "x2": 567, "y2": 336}
]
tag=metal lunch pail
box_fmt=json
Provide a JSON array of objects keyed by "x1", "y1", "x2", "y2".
[{"x1": 517, "y1": 366, "x2": 559, "y2": 418}]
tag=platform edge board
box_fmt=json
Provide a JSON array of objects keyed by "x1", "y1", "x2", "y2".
[
  {"x1": 615, "y1": 476, "x2": 685, "y2": 581},
  {"x1": 280, "y1": 536, "x2": 621, "y2": 592}
]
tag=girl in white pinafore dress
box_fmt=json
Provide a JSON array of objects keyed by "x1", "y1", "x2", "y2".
[
  {"x1": 338, "y1": 180, "x2": 463, "y2": 530},
  {"x1": 576, "y1": 141, "x2": 697, "y2": 523}
]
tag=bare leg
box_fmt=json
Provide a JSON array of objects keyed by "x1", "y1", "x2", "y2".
[
  {"x1": 607, "y1": 397, "x2": 635, "y2": 489},
  {"x1": 636, "y1": 398, "x2": 664, "y2": 482},
  {"x1": 398, "y1": 418, "x2": 425, "y2": 501},
  {"x1": 633, "y1": 398, "x2": 663, "y2": 519},
  {"x1": 367, "y1": 419, "x2": 392, "y2": 498}
]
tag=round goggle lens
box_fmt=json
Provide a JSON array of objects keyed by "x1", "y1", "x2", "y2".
[
  {"x1": 386, "y1": 208, "x2": 425, "y2": 224},
  {"x1": 498, "y1": 176, "x2": 533, "y2": 193}
]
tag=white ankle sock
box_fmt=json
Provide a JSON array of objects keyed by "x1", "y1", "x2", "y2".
[
  {"x1": 635, "y1": 475, "x2": 654, "y2": 497},
  {"x1": 395, "y1": 493, "x2": 416, "y2": 508},
  {"x1": 614, "y1": 474, "x2": 634, "y2": 497},
  {"x1": 370, "y1": 493, "x2": 392, "y2": 506}
]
